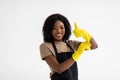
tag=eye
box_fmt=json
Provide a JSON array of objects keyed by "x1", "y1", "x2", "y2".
[{"x1": 60, "y1": 26, "x2": 65, "y2": 29}]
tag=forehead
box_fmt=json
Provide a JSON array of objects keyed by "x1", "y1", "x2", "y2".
[{"x1": 54, "y1": 20, "x2": 64, "y2": 26}]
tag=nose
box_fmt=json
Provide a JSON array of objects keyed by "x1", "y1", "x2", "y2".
[{"x1": 56, "y1": 28, "x2": 61, "y2": 32}]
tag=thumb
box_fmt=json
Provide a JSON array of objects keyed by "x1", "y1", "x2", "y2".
[{"x1": 74, "y1": 22, "x2": 78, "y2": 29}]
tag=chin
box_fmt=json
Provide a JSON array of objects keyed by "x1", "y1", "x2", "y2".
[{"x1": 54, "y1": 39, "x2": 63, "y2": 42}]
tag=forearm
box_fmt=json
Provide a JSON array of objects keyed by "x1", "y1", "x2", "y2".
[
  {"x1": 45, "y1": 55, "x2": 75, "y2": 74},
  {"x1": 56, "y1": 57, "x2": 75, "y2": 73},
  {"x1": 90, "y1": 37, "x2": 98, "y2": 50},
  {"x1": 73, "y1": 22, "x2": 98, "y2": 50}
]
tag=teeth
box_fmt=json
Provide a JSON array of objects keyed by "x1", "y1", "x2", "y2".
[{"x1": 56, "y1": 33, "x2": 61, "y2": 36}]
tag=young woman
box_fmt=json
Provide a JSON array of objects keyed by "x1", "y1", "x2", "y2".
[{"x1": 39, "y1": 13, "x2": 98, "y2": 80}]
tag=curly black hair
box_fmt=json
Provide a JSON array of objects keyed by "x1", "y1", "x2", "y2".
[{"x1": 42, "y1": 13, "x2": 71, "y2": 42}]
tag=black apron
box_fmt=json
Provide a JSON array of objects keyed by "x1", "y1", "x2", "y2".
[{"x1": 51, "y1": 41, "x2": 78, "y2": 80}]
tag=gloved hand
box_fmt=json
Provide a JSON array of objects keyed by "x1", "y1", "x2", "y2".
[
  {"x1": 72, "y1": 22, "x2": 91, "y2": 42},
  {"x1": 72, "y1": 42, "x2": 91, "y2": 61}
]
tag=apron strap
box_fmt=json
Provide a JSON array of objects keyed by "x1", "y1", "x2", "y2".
[
  {"x1": 51, "y1": 41, "x2": 58, "y2": 54},
  {"x1": 51, "y1": 40, "x2": 74, "y2": 54},
  {"x1": 64, "y1": 40, "x2": 74, "y2": 53}
]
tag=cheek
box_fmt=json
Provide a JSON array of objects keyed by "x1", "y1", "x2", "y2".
[
  {"x1": 63, "y1": 29, "x2": 65, "y2": 34},
  {"x1": 51, "y1": 30, "x2": 55, "y2": 36}
]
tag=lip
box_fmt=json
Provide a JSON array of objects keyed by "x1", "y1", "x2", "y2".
[{"x1": 56, "y1": 33, "x2": 62, "y2": 37}]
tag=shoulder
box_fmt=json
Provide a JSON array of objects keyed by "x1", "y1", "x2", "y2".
[
  {"x1": 40, "y1": 42, "x2": 52, "y2": 47},
  {"x1": 39, "y1": 42, "x2": 55, "y2": 60},
  {"x1": 66, "y1": 40, "x2": 81, "y2": 51},
  {"x1": 40, "y1": 42, "x2": 52, "y2": 49}
]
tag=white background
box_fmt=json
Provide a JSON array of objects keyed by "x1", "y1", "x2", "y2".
[{"x1": 0, "y1": 0, "x2": 120, "y2": 80}]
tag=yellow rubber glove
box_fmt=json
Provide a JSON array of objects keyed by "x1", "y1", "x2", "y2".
[
  {"x1": 72, "y1": 42, "x2": 91, "y2": 61},
  {"x1": 73, "y1": 22, "x2": 91, "y2": 42}
]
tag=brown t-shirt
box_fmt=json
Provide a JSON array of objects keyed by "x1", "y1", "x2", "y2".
[{"x1": 39, "y1": 40, "x2": 80, "y2": 76}]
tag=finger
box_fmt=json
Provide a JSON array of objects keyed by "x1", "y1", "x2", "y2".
[{"x1": 74, "y1": 22, "x2": 77, "y2": 28}]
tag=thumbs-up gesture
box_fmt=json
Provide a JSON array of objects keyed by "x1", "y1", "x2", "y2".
[{"x1": 73, "y1": 22, "x2": 91, "y2": 42}]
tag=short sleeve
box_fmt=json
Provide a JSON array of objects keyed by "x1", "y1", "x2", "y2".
[{"x1": 39, "y1": 43, "x2": 53, "y2": 60}]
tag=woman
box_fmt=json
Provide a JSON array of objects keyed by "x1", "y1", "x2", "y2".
[{"x1": 39, "y1": 13, "x2": 98, "y2": 80}]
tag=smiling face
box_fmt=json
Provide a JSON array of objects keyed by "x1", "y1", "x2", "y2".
[{"x1": 52, "y1": 20, "x2": 65, "y2": 42}]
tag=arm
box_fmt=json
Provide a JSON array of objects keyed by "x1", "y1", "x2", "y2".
[
  {"x1": 40, "y1": 41, "x2": 87, "y2": 73},
  {"x1": 71, "y1": 22, "x2": 98, "y2": 61},
  {"x1": 40, "y1": 44, "x2": 75, "y2": 74},
  {"x1": 90, "y1": 37, "x2": 98, "y2": 50},
  {"x1": 42, "y1": 38, "x2": 98, "y2": 73},
  {"x1": 44, "y1": 55, "x2": 75, "y2": 74},
  {"x1": 73, "y1": 22, "x2": 98, "y2": 50}
]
